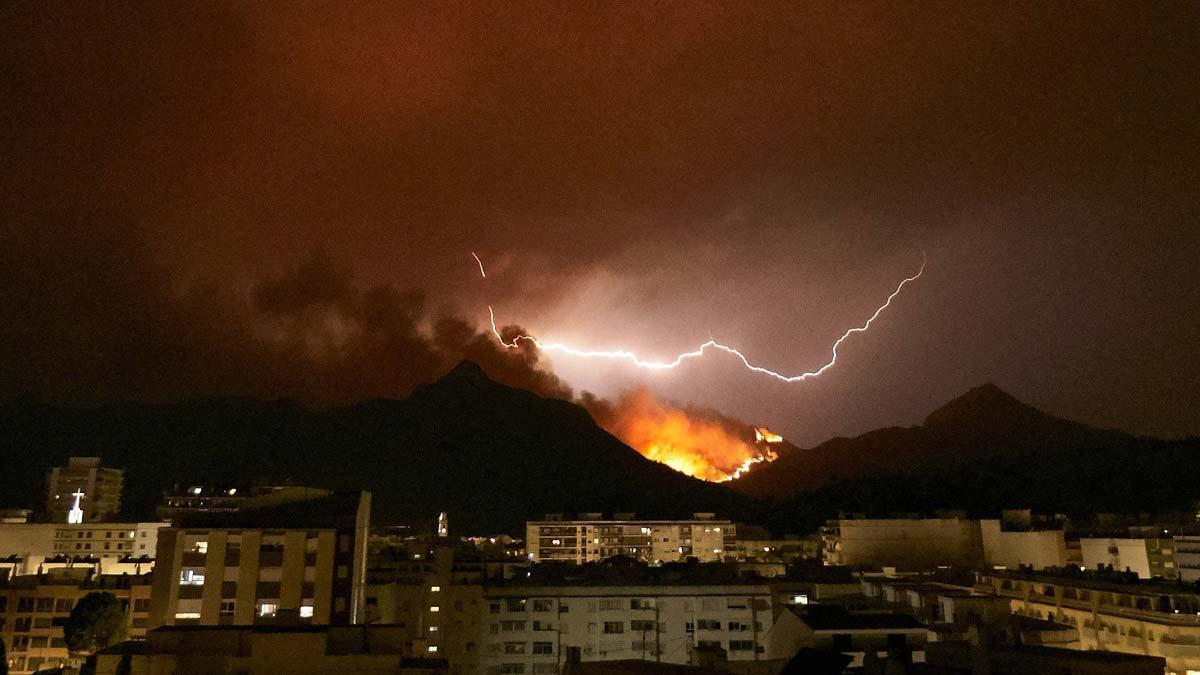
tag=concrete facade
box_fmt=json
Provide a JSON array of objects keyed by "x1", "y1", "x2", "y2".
[
  {"x1": 45, "y1": 457, "x2": 124, "y2": 523},
  {"x1": 1080, "y1": 537, "x2": 1178, "y2": 579},
  {"x1": 527, "y1": 517, "x2": 734, "y2": 565}
]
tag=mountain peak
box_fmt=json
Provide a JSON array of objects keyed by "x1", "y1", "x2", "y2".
[
  {"x1": 445, "y1": 360, "x2": 491, "y2": 382},
  {"x1": 922, "y1": 382, "x2": 1032, "y2": 430}
]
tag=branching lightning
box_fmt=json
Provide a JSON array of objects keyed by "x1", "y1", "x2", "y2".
[
  {"x1": 471, "y1": 252, "x2": 487, "y2": 278},
  {"x1": 488, "y1": 255, "x2": 926, "y2": 383}
]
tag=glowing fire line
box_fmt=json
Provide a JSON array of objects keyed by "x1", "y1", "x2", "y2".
[
  {"x1": 488, "y1": 255, "x2": 925, "y2": 383},
  {"x1": 471, "y1": 252, "x2": 487, "y2": 278}
]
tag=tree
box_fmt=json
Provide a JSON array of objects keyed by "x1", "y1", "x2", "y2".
[{"x1": 64, "y1": 592, "x2": 128, "y2": 654}]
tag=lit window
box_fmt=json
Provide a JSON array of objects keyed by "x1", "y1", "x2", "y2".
[
  {"x1": 430, "y1": 606, "x2": 440, "y2": 612},
  {"x1": 174, "y1": 612, "x2": 201, "y2": 620},
  {"x1": 179, "y1": 569, "x2": 205, "y2": 586},
  {"x1": 299, "y1": 605, "x2": 314, "y2": 618},
  {"x1": 428, "y1": 646, "x2": 439, "y2": 653},
  {"x1": 431, "y1": 585, "x2": 441, "y2": 592},
  {"x1": 258, "y1": 602, "x2": 278, "y2": 617},
  {"x1": 793, "y1": 595, "x2": 809, "y2": 605},
  {"x1": 429, "y1": 625, "x2": 439, "y2": 632}
]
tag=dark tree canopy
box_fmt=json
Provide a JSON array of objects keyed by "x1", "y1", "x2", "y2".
[{"x1": 64, "y1": 592, "x2": 127, "y2": 654}]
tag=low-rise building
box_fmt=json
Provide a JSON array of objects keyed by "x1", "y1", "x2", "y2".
[
  {"x1": 528, "y1": 514, "x2": 734, "y2": 565},
  {"x1": 0, "y1": 569, "x2": 153, "y2": 675},
  {"x1": 1079, "y1": 537, "x2": 1177, "y2": 579},
  {"x1": 768, "y1": 605, "x2": 927, "y2": 669},
  {"x1": 0, "y1": 521, "x2": 167, "y2": 579},
  {"x1": 148, "y1": 491, "x2": 372, "y2": 629}
]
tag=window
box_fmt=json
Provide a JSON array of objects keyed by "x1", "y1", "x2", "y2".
[
  {"x1": 35, "y1": 598, "x2": 55, "y2": 612},
  {"x1": 220, "y1": 600, "x2": 236, "y2": 617},
  {"x1": 428, "y1": 645, "x2": 439, "y2": 653},
  {"x1": 431, "y1": 585, "x2": 441, "y2": 592},
  {"x1": 630, "y1": 598, "x2": 655, "y2": 610},
  {"x1": 429, "y1": 625, "x2": 438, "y2": 632},
  {"x1": 500, "y1": 620, "x2": 526, "y2": 632},
  {"x1": 533, "y1": 664, "x2": 558, "y2": 675},
  {"x1": 532, "y1": 599, "x2": 553, "y2": 612},
  {"x1": 603, "y1": 621, "x2": 625, "y2": 634},
  {"x1": 174, "y1": 612, "x2": 201, "y2": 620},
  {"x1": 258, "y1": 602, "x2": 278, "y2": 617},
  {"x1": 180, "y1": 569, "x2": 206, "y2": 585},
  {"x1": 13, "y1": 617, "x2": 32, "y2": 632},
  {"x1": 33, "y1": 617, "x2": 53, "y2": 628},
  {"x1": 728, "y1": 621, "x2": 750, "y2": 632},
  {"x1": 134, "y1": 599, "x2": 151, "y2": 613},
  {"x1": 504, "y1": 642, "x2": 527, "y2": 654},
  {"x1": 500, "y1": 664, "x2": 525, "y2": 674},
  {"x1": 697, "y1": 619, "x2": 721, "y2": 630},
  {"x1": 300, "y1": 603, "x2": 314, "y2": 618},
  {"x1": 729, "y1": 640, "x2": 754, "y2": 651},
  {"x1": 599, "y1": 599, "x2": 623, "y2": 611},
  {"x1": 792, "y1": 594, "x2": 809, "y2": 605},
  {"x1": 490, "y1": 603, "x2": 501, "y2": 614},
  {"x1": 631, "y1": 620, "x2": 656, "y2": 632},
  {"x1": 17, "y1": 597, "x2": 35, "y2": 612},
  {"x1": 430, "y1": 606, "x2": 440, "y2": 613},
  {"x1": 189, "y1": 540, "x2": 208, "y2": 554},
  {"x1": 506, "y1": 598, "x2": 527, "y2": 612},
  {"x1": 55, "y1": 598, "x2": 74, "y2": 612},
  {"x1": 533, "y1": 641, "x2": 553, "y2": 654}
]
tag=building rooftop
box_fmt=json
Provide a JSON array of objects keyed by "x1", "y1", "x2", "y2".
[{"x1": 790, "y1": 606, "x2": 926, "y2": 631}]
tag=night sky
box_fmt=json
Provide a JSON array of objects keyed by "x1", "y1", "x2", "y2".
[{"x1": 3, "y1": 2, "x2": 1198, "y2": 447}]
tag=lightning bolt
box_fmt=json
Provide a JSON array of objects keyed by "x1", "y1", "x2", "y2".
[
  {"x1": 488, "y1": 255, "x2": 925, "y2": 383},
  {"x1": 471, "y1": 252, "x2": 487, "y2": 278}
]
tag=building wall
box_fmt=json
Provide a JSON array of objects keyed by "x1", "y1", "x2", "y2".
[
  {"x1": 829, "y1": 519, "x2": 985, "y2": 570},
  {"x1": 980, "y1": 520, "x2": 1068, "y2": 571},
  {"x1": 526, "y1": 519, "x2": 734, "y2": 565},
  {"x1": 1080, "y1": 538, "x2": 1177, "y2": 579}
]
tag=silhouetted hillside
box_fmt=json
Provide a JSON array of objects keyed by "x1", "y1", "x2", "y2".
[
  {"x1": 732, "y1": 383, "x2": 1131, "y2": 498},
  {"x1": 0, "y1": 361, "x2": 745, "y2": 532}
]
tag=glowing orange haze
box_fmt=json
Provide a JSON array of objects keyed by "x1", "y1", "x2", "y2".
[{"x1": 595, "y1": 388, "x2": 778, "y2": 482}]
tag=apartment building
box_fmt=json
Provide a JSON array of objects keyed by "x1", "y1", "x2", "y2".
[
  {"x1": 478, "y1": 582, "x2": 781, "y2": 675},
  {"x1": 1175, "y1": 535, "x2": 1200, "y2": 583},
  {"x1": 0, "y1": 569, "x2": 152, "y2": 675},
  {"x1": 148, "y1": 491, "x2": 371, "y2": 629},
  {"x1": 0, "y1": 521, "x2": 167, "y2": 579},
  {"x1": 1079, "y1": 537, "x2": 1178, "y2": 579},
  {"x1": 980, "y1": 569, "x2": 1200, "y2": 675},
  {"x1": 526, "y1": 514, "x2": 734, "y2": 564},
  {"x1": 45, "y1": 457, "x2": 124, "y2": 523}
]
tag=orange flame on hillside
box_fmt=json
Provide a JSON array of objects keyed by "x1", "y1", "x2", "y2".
[{"x1": 589, "y1": 388, "x2": 780, "y2": 482}]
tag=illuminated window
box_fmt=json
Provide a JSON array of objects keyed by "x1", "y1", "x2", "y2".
[
  {"x1": 429, "y1": 625, "x2": 439, "y2": 632},
  {"x1": 428, "y1": 646, "x2": 439, "y2": 653},
  {"x1": 431, "y1": 585, "x2": 441, "y2": 592},
  {"x1": 430, "y1": 606, "x2": 440, "y2": 612},
  {"x1": 793, "y1": 594, "x2": 809, "y2": 605},
  {"x1": 258, "y1": 602, "x2": 278, "y2": 617},
  {"x1": 299, "y1": 605, "x2": 314, "y2": 618},
  {"x1": 174, "y1": 612, "x2": 201, "y2": 620},
  {"x1": 179, "y1": 569, "x2": 205, "y2": 586}
]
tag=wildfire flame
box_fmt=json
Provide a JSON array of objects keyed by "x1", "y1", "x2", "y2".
[{"x1": 591, "y1": 388, "x2": 780, "y2": 482}]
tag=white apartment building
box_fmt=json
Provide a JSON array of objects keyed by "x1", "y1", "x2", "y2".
[
  {"x1": 0, "y1": 522, "x2": 167, "y2": 578},
  {"x1": 526, "y1": 515, "x2": 733, "y2": 564},
  {"x1": 981, "y1": 570, "x2": 1200, "y2": 675},
  {"x1": 479, "y1": 583, "x2": 780, "y2": 674},
  {"x1": 1080, "y1": 537, "x2": 1177, "y2": 579},
  {"x1": 45, "y1": 457, "x2": 124, "y2": 523}
]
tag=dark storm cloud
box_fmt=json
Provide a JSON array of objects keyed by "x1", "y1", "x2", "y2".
[{"x1": 1, "y1": 2, "x2": 1198, "y2": 439}]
